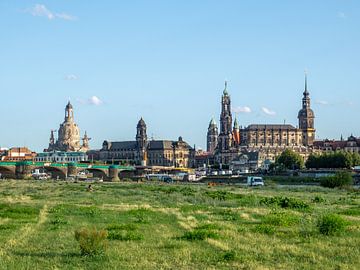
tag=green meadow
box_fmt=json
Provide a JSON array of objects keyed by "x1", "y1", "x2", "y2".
[{"x1": 0, "y1": 180, "x2": 359, "y2": 269}]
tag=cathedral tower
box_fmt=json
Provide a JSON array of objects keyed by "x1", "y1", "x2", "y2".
[
  {"x1": 207, "y1": 118, "x2": 218, "y2": 153},
  {"x1": 218, "y1": 81, "x2": 233, "y2": 151},
  {"x1": 136, "y1": 118, "x2": 148, "y2": 165},
  {"x1": 298, "y1": 74, "x2": 315, "y2": 146}
]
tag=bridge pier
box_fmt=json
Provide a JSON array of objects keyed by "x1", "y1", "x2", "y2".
[
  {"x1": 108, "y1": 166, "x2": 120, "y2": 182},
  {"x1": 67, "y1": 163, "x2": 78, "y2": 178},
  {"x1": 15, "y1": 162, "x2": 33, "y2": 179}
]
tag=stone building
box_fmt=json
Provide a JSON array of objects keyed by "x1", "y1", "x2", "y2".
[
  {"x1": 35, "y1": 151, "x2": 88, "y2": 163},
  {"x1": 209, "y1": 77, "x2": 316, "y2": 167},
  {"x1": 47, "y1": 102, "x2": 90, "y2": 152},
  {"x1": 314, "y1": 135, "x2": 360, "y2": 153},
  {"x1": 0, "y1": 147, "x2": 36, "y2": 161},
  {"x1": 100, "y1": 118, "x2": 195, "y2": 168}
]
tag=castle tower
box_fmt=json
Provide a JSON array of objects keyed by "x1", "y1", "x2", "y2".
[
  {"x1": 218, "y1": 81, "x2": 233, "y2": 151},
  {"x1": 207, "y1": 118, "x2": 218, "y2": 153},
  {"x1": 136, "y1": 117, "x2": 148, "y2": 165},
  {"x1": 298, "y1": 74, "x2": 315, "y2": 146}
]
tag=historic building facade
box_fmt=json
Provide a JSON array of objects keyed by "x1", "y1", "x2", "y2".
[
  {"x1": 46, "y1": 102, "x2": 90, "y2": 152},
  {"x1": 35, "y1": 151, "x2": 88, "y2": 163},
  {"x1": 100, "y1": 118, "x2": 195, "y2": 168},
  {"x1": 208, "y1": 77, "x2": 316, "y2": 166},
  {"x1": 314, "y1": 135, "x2": 360, "y2": 153}
]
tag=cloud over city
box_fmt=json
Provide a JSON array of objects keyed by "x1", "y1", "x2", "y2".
[
  {"x1": 315, "y1": 100, "x2": 329, "y2": 106},
  {"x1": 262, "y1": 107, "x2": 276, "y2": 116},
  {"x1": 77, "y1": 96, "x2": 104, "y2": 106},
  {"x1": 26, "y1": 4, "x2": 77, "y2": 21},
  {"x1": 232, "y1": 106, "x2": 252, "y2": 114}
]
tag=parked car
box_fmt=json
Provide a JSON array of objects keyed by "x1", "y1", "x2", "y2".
[{"x1": 247, "y1": 176, "x2": 264, "y2": 187}]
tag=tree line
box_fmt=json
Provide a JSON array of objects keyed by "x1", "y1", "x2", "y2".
[{"x1": 271, "y1": 149, "x2": 360, "y2": 170}]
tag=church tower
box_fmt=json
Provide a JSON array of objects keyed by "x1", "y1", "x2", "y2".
[
  {"x1": 136, "y1": 118, "x2": 148, "y2": 165},
  {"x1": 207, "y1": 118, "x2": 218, "y2": 153},
  {"x1": 47, "y1": 101, "x2": 89, "y2": 152},
  {"x1": 232, "y1": 117, "x2": 240, "y2": 146},
  {"x1": 298, "y1": 74, "x2": 315, "y2": 146},
  {"x1": 218, "y1": 81, "x2": 233, "y2": 151}
]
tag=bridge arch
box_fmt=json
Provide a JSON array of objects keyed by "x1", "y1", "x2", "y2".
[
  {"x1": 77, "y1": 168, "x2": 108, "y2": 180},
  {"x1": 0, "y1": 166, "x2": 16, "y2": 179},
  {"x1": 32, "y1": 166, "x2": 67, "y2": 180}
]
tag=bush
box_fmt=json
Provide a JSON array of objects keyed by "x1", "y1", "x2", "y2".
[
  {"x1": 219, "y1": 250, "x2": 236, "y2": 262},
  {"x1": 74, "y1": 227, "x2": 108, "y2": 256},
  {"x1": 317, "y1": 214, "x2": 347, "y2": 236},
  {"x1": 260, "y1": 196, "x2": 310, "y2": 210},
  {"x1": 312, "y1": 196, "x2": 325, "y2": 203},
  {"x1": 180, "y1": 229, "x2": 219, "y2": 241},
  {"x1": 253, "y1": 224, "x2": 275, "y2": 235},
  {"x1": 263, "y1": 211, "x2": 300, "y2": 227},
  {"x1": 320, "y1": 171, "x2": 353, "y2": 188}
]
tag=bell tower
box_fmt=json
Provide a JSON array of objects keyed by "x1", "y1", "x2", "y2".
[
  {"x1": 298, "y1": 74, "x2": 315, "y2": 146},
  {"x1": 218, "y1": 81, "x2": 233, "y2": 152}
]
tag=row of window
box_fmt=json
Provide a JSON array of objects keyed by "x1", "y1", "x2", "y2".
[{"x1": 35, "y1": 157, "x2": 87, "y2": 162}]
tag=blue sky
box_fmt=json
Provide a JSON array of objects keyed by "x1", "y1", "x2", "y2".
[{"x1": 0, "y1": 1, "x2": 359, "y2": 151}]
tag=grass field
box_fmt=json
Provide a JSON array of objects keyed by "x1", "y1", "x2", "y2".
[{"x1": 0, "y1": 180, "x2": 359, "y2": 270}]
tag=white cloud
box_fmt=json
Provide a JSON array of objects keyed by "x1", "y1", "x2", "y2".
[
  {"x1": 55, "y1": 13, "x2": 77, "y2": 21},
  {"x1": 88, "y1": 96, "x2": 103, "y2": 106},
  {"x1": 337, "y1": 12, "x2": 346, "y2": 19},
  {"x1": 232, "y1": 106, "x2": 251, "y2": 113},
  {"x1": 27, "y1": 4, "x2": 77, "y2": 21},
  {"x1": 262, "y1": 107, "x2": 276, "y2": 116},
  {"x1": 315, "y1": 100, "x2": 329, "y2": 105},
  {"x1": 29, "y1": 4, "x2": 54, "y2": 20},
  {"x1": 77, "y1": 96, "x2": 104, "y2": 106},
  {"x1": 64, "y1": 74, "x2": 78, "y2": 80}
]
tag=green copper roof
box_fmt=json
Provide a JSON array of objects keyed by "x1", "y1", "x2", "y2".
[
  {"x1": 223, "y1": 81, "x2": 229, "y2": 96},
  {"x1": 234, "y1": 117, "x2": 239, "y2": 129}
]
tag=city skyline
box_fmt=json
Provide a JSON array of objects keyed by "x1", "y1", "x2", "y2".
[{"x1": 1, "y1": 1, "x2": 359, "y2": 151}]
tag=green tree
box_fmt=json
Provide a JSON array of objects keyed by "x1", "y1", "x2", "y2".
[{"x1": 276, "y1": 149, "x2": 304, "y2": 170}]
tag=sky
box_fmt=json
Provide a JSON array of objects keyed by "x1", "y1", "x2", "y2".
[{"x1": 0, "y1": 1, "x2": 359, "y2": 152}]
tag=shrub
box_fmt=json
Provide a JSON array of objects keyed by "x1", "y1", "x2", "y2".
[
  {"x1": 253, "y1": 224, "x2": 275, "y2": 235},
  {"x1": 312, "y1": 196, "x2": 325, "y2": 203},
  {"x1": 263, "y1": 211, "x2": 300, "y2": 227},
  {"x1": 74, "y1": 227, "x2": 108, "y2": 256},
  {"x1": 219, "y1": 250, "x2": 236, "y2": 262},
  {"x1": 260, "y1": 196, "x2": 310, "y2": 210},
  {"x1": 180, "y1": 229, "x2": 219, "y2": 241},
  {"x1": 205, "y1": 190, "x2": 232, "y2": 201},
  {"x1": 106, "y1": 224, "x2": 137, "y2": 231},
  {"x1": 317, "y1": 214, "x2": 347, "y2": 236},
  {"x1": 320, "y1": 171, "x2": 353, "y2": 189}
]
